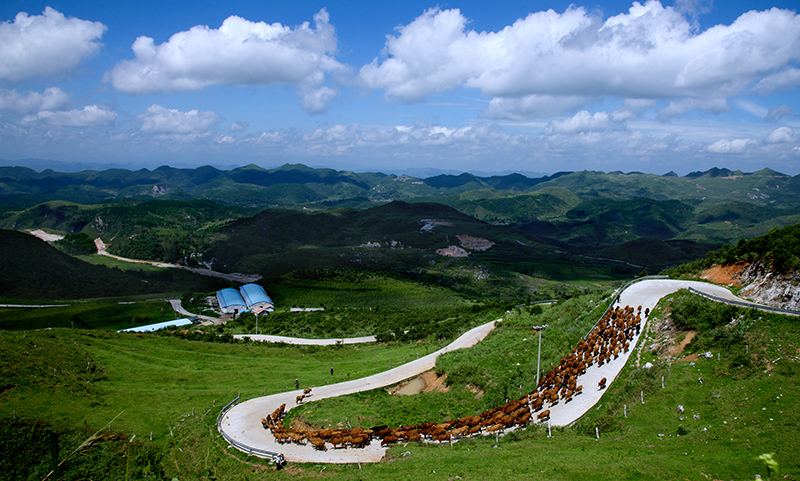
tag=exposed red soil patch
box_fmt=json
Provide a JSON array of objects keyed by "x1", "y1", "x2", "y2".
[
  {"x1": 701, "y1": 262, "x2": 749, "y2": 286},
  {"x1": 668, "y1": 331, "x2": 696, "y2": 358}
]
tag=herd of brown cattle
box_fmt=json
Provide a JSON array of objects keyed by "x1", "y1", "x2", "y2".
[{"x1": 260, "y1": 304, "x2": 646, "y2": 451}]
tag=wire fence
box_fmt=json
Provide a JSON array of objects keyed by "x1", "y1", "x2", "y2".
[
  {"x1": 687, "y1": 287, "x2": 800, "y2": 317},
  {"x1": 216, "y1": 395, "x2": 285, "y2": 465}
]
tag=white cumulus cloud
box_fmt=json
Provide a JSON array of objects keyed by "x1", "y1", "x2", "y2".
[
  {"x1": 481, "y1": 95, "x2": 591, "y2": 120},
  {"x1": 0, "y1": 7, "x2": 106, "y2": 81},
  {"x1": 544, "y1": 111, "x2": 621, "y2": 135},
  {"x1": 0, "y1": 87, "x2": 69, "y2": 113},
  {"x1": 358, "y1": 2, "x2": 800, "y2": 119},
  {"x1": 705, "y1": 138, "x2": 757, "y2": 153},
  {"x1": 19, "y1": 105, "x2": 116, "y2": 127},
  {"x1": 137, "y1": 104, "x2": 220, "y2": 135},
  {"x1": 106, "y1": 9, "x2": 344, "y2": 113},
  {"x1": 764, "y1": 127, "x2": 795, "y2": 144}
]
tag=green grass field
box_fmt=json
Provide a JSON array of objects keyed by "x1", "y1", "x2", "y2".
[
  {"x1": 1, "y1": 288, "x2": 798, "y2": 480},
  {"x1": 0, "y1": 300, "x2": 176, "y2": 331}
]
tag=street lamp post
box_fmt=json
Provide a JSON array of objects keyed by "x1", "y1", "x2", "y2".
[{"x1": 532, "y1": 324, "x2": 549, "y2": 387}]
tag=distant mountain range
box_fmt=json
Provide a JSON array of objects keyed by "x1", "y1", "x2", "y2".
[
  {"x1": 2, "y1": 163, "x2": 799, "y2": 286},
  {"x1": 1, "y1": 162, "x2": 798, "y2": 211}
]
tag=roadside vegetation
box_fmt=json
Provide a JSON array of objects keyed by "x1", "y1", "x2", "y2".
[{"x1": 666, "y1": 222, "x2": 800, "y2": 277}]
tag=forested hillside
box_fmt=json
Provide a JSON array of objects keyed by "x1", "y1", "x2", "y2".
[{"x1": 0, "y1": 230, "x2": 229, "y2": 300}]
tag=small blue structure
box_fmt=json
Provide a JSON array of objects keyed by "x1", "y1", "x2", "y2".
[
  {"x1": 239, "y1": 283, "x2": 274, "y2": 313},
  {"x1": 217, "y1": 288, "x2": 247, "y2": 314},
  {"x1": 118, "y1": 318, "x2": 194, "y2": 333}
]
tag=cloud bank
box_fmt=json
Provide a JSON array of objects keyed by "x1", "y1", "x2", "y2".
[
  {"x1": 0, "y1": 87, "x2": 70, "y2": 113},
  {"x1": 106, "y1": 9, "x2": 344, "y2": 113},
  {"x1": 0, "y1": 7, "x2": 106, "y2": 81},
  {"x1": 358, "y1": 1, "x2": 800, "y2": 119}
]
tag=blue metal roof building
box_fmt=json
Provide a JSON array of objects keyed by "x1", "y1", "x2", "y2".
[
  {"x1": 216, "y1": 288, "x2": 247, "y2": 314},
  {"x1": 239, "y1": 283, "x2": 274, "y2": 313},
  {"x1": 119, "y1": 318, "x2": 195, "y2": 333}
]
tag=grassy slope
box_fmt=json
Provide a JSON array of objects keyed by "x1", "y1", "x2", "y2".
[
  {"x1": 0, "y1": 330, "x2": 439, "y2": 439},
  {"x1": 0, "y1": 229, "x2": 231, "y2": 301},
  {"x1": 1, "y1": 290, "x2": 798, "y2": 480},
  {"x1": 0, "y1": 300, "x2": 175, "y2": 331},
  {"x1": 171, "y1": 292, "x2": 798, "y2": 481}
]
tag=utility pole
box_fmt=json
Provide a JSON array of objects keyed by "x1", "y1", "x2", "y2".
[{"x1": 533, "y1": 324, "x2": 549, "y2": 386}]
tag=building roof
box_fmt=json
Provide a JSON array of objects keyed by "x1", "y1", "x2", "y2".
[
  {"x1": 118, "y1": 318, "x2": 194, "y2": 333},
  {"x1": 217, "y1": 288, "x2": 247, "y2": 309},
  {"x1": 239, "y1": 283, "x2": 273, "y2": 309}
]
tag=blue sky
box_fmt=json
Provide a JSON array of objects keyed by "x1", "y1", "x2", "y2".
[{"x1": 1, "y1": 0, "x2": 798, "y2": 176}]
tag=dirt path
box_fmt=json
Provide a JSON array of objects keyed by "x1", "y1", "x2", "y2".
[
  {"x1": 93, "y1": 238, "x2": 261, "y2": 284},
  {"x1": 27, "y1": 229, "x2": 64, "y2": 242},
  {"x1": 166, "y1": 299, "x2": 220, "y2": 324}
]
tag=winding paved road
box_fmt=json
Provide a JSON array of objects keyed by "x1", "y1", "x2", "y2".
[{"x1": 219, "y1": 279, "x2": 756, "y2": 464}]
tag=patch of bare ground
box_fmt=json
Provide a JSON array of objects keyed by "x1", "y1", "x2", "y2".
[
  {"x1": 701, "y1": 262, "x2": 749, "y2": 286},
  {"x1": 419, "y1": 370, "x2": 449, "y2": 393},
  {"x1": 669, "y1": 331, "x2": 696, "y2": 358},
  {"x1": 456, "y1": 234, "x2": 494, "y2": 251},
  {"x1": 386, "y1": 370, "x2": 450, "y2": 395},
  {"x1": 465, "y1": 383, "x2": 484, "y2": 399},
  {"x1": 646, "y1": 308, "x2": 697, "y2": 360},
  {"x1": 291, "y1": 417, "x2": 325, "y2": 432}
]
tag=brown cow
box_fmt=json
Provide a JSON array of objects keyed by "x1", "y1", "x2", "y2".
[
  {"x1": 537, "y1": 410, "x2": 550, "y2": 422},
  {"x1": 308, "y1": 436, "x2": 326, "y2": 450},
  {"x1": 598, "y1": 377, "x2": 607, "y2": 390},
  {"x1": 486, "y1": 423, "x2": 504, "y2": 433}
]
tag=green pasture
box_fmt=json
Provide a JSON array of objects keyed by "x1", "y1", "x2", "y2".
[
  {"x1": 0, "y1": 300, "x2": 176, "y2": 331},
  {"x1": 160, "y1": 292, "x2": 799, "y2": 481},
  {"x1": 269, "y1": 271, "x2": 472, "y2": 310},
  {"x1": 0, "y1": 329, "x2": 443, "y2": 441},
  {"x1": 2, "y1": 290, "x2": 798, "y2": 480}
]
